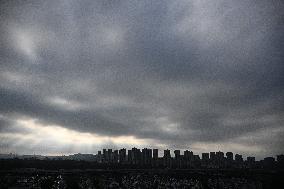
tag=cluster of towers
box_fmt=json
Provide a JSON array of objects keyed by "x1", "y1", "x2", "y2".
[
  {"x1": 95, "y1": 147, "x2": 284, "y2": 169},
  {"x1": 98, "y1": 148, "x2": 155, "y2": 165}
]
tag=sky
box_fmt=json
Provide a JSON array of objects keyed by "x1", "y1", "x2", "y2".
[{"x1": 0, "y1": 0, "x2": 283, "y2": 159}]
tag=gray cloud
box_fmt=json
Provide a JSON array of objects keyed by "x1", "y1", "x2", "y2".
[{"x1": 0, "y1": 0, "x2": 283, "y2": 157}]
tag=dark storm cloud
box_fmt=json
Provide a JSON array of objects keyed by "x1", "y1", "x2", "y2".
[{"x1": 0, "y1": 0, "x2": 283, "y2": 157}]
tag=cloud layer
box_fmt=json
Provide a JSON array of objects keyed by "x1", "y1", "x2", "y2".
[{"x1": 0, "y1": 0, "x2": 283, "y2": 158}]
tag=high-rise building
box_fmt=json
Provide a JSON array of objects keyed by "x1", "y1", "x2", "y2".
[
  {"x1": 164, "y1": 149, "x2": 171, "y2": 159},
  {"x1": 202, "y1": 153, "x2": 209, "y2": 161},
  {"x1": 174, "y1": 150, "x2": 180, "y2": 159},
  {"x1": 147, "y1": 149, "x2": 152, "y2": 162},
  {"x1": 127, "y1": 150, "x2": 132, "y2": 163},
  {"x1": 210, "y1": 152, "x2": 216, "y2": 161},
  {"x1": 235, "y1": 154, "x2": 243, "y2": 162},
  {"x1": 226, "y1": 152, "x2": 233, "y2": 161},
  {"x1": 142, "y1": 148, "x2": 147, "y2": 163},
  {"x1": 142, "y1": 148, "x2": 152, "y2": 164},
  {"x1": 107, "y1": 149, "x2": 112, "y2": 162},
  {"x1": 103, "y1": 149, "x2": 107, "y2": 162},
  {"x1": 119, "y1": 148, "x2": 127, "y2": 163},
  {"x1": 153, "y1": 149, "x2": 158, "y2": 159},
  {"x1": 163, "y1": 149, "x2": 171, "y2": 168},
  {"x1": 113, "y1": 150, "x2": 118, "y2": 163},
  {"x1": 216, "y1": 151, "x2": 224, "y2": 160},
  {"x1": 263, "y1": 157, "x2": 275, "y2": 168},
  {"x1": 184, "y1": 150, "x2": 193, "y2": 161},
  {"x1": 97, "y1": 151, "x2": 102, "y2": 162},
  {"x1": 131, "y1": 147, "x2": 141, "y2": 164}
]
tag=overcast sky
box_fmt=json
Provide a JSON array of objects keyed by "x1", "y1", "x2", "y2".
[{"x1": 0, "y1": 0, "x2": 283, "y2": 159}]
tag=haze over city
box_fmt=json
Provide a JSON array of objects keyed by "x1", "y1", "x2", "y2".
[{"x1": 0, "y1": 0, "x2": 283, "y2": 159}]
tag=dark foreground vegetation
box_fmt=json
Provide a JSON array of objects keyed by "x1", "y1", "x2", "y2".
[{"x1": 1, "y1": 159, "x2": 284, "y2": 189}]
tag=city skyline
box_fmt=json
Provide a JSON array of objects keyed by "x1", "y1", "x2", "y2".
[
  {"x1": 0, "y1": 0, "x2": 284, "y2": 159},
  {"x1": 1, "y1": 147, "x2": 282, "y2": 162}
]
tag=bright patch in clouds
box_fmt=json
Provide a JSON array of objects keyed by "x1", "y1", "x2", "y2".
[
  {"x1": 0, "y1": 118, "x2": 148, "y2": 155},
  {"x1": 47, "y1": 96, "x2": 85, "y2": 111},
  {"x1": 12, "y1": 29, "x2": 37, "y2": 60}
]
